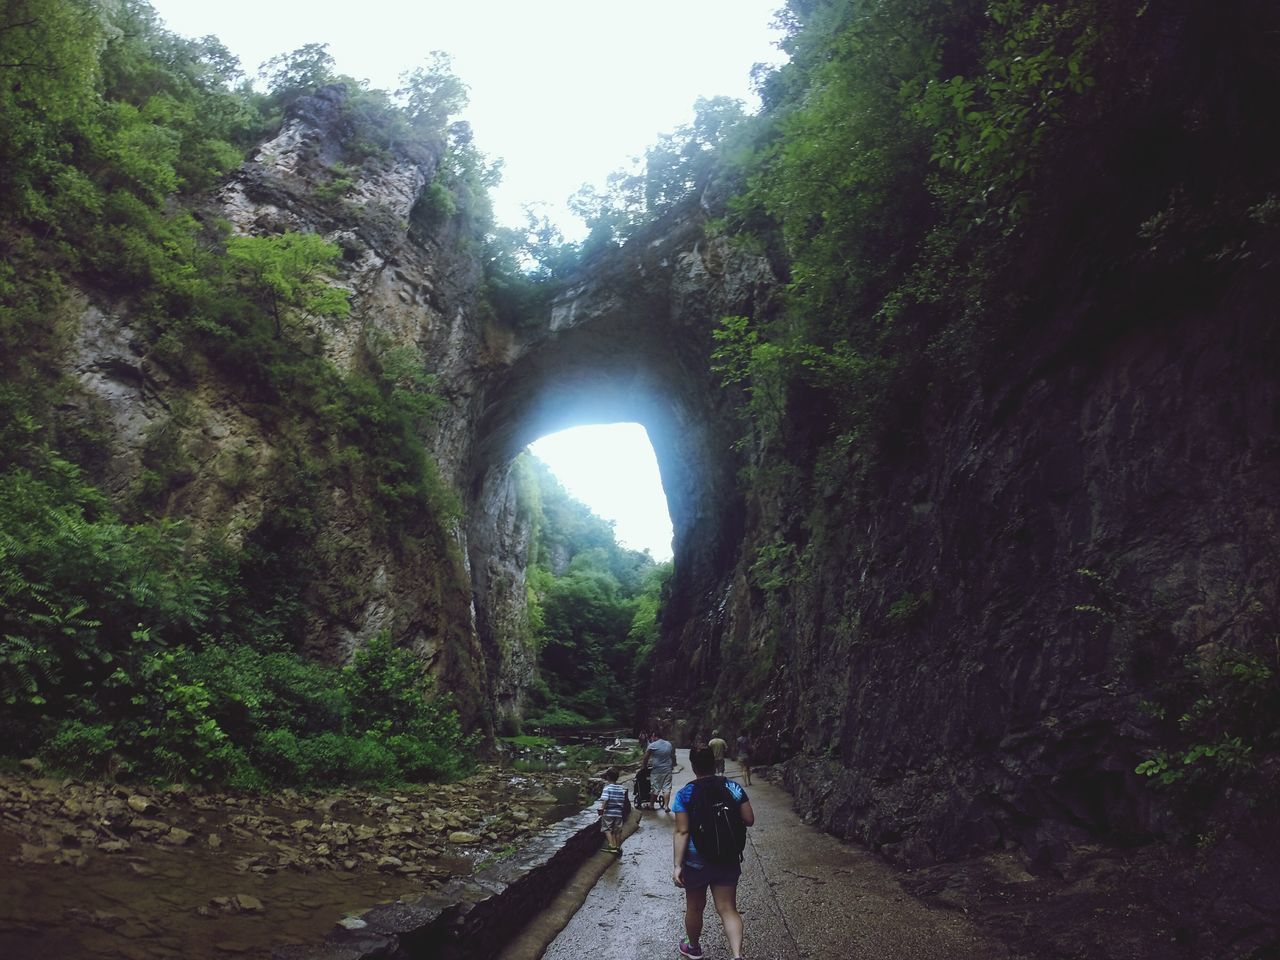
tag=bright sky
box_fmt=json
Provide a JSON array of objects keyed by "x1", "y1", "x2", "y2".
[
  {"x1": 529, "y1": 424, "x2": 673, "y2": 560},
  {"x1": 147, "y1": 0, "x2": 787, "y2": 236},
  {"x1": 146, "y1": 0, "x2": 774, "y2": 562}
]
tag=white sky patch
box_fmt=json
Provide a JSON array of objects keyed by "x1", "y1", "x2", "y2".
[
  {"x1": 146, "y1": 0, "x2": 787, "y2": 236},
  {"x1": 529, "y1": 424, "x2": 673, "y2": 561}
]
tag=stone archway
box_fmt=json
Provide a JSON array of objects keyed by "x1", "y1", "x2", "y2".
[{"x1": 461, "y1": 213, "x2": 777, "y2": 723}]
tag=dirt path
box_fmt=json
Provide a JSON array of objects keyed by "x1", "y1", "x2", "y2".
[{"x1": 538, "y1": 750, "x2": 1008, "y2": 960}]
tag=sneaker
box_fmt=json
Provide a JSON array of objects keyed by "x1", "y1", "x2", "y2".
[{"x1": 678, "y1": 937, "x2": 703, "y2": 959}]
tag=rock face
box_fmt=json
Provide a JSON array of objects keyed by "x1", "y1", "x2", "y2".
[
  {"x1": 764, "y1": 289, "x2": 1277, "y2": 853},
  {"x1": 62, "y1": 85, "x2": 496, "y2": 726},
  {"x1": 59, "y1": 85, "x2": 773, "y2": 738},
  {"x1": 467, "y1": 217, "x2": 776, "y2": 641},
  {"x1": 59, "y1": 78, "x2": 1279, "y2": 951},
  {"x1": 635, "y1": 187, "x2": 1280, "y2": 957}
]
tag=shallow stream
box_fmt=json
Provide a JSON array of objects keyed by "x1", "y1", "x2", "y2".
[{"x1": 0, "y1": 763, "x2": 601, "y2": 960}]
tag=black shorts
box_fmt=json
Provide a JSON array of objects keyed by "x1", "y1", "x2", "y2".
[{"x1": 681, "y1": 859, "x2": 741, "y2": 890}]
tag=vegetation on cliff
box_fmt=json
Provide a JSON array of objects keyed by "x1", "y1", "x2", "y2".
[
  {"x1": 0, "y1": 0, "x2": 504, "y2": 787},
  {"x1": 713, "y1": 0, "x2": 1279, "y2": 838},
  {"x1": 564, "y1": 0, "x2": 1279, "y2": 848},
  {"x1": 0, "y1": 0, "x2": 662, "y2": 785}
]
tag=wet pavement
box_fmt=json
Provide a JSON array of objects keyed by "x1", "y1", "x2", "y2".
[{"x1": 539, "y1": 750, "x2": 1009, "y2": 960}]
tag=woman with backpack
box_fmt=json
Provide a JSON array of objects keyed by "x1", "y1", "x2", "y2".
[{"x1": 671, "y1": 745, "x2": 755, "y2": 960}]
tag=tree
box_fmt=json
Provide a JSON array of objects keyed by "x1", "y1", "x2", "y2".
[
  {"x1": 643, "y1": 95, "x2": 748, "y2": 213},
  {"x1": 225, "y1": 232, "x2": 350, "y2": 339},
  {"x1": 396, "y1": 52, "x2": 468, "y2": 132},
  {"x1": 0, "y1": 0, "x2": 104, "y2": 220},
  {"x1": 258, "y1": 42, "x2": 335, "y2": 98}
]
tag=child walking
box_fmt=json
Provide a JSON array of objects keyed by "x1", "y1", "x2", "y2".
[{"x1": 597, "y1": 768, "x2": 629, "y2": 854}]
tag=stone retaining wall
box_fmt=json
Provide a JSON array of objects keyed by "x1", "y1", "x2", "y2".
[{"x1": 272, "y1": 808, "x2": 602, "y2": 960}]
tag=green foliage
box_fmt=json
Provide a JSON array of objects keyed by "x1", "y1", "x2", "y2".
[
  {"x1": 312, "y1": 163, "x2": 354, "y2": 204},
  {"x1": 568, "y1": 96, "x2": 751, "y2": 254},
  {"x1": 257, "y1": 42, "x2": 336, "y2": 98},
  {"x1": 749, "y1": 537, "x2": 800, "y2": 593},
  {"x1": 642, "y1": 96, "x2": 750, "y2": 215},
  {"x1": 910, "y1": 0, "x2": 1099, "y2": 230},
  {"x1": 0, "y1": 1, "x2": 488, "y2": 789},
  {"x1": 226, "y1": 232, "x2": 350, "y2": 340},
  {"x1": 500, "y1": 734, "x2": 555, "y2": 749},
  {"x1": 523, "y1": 706, "x2": 592, "y2": 730},
  {"x1": 1074, "y1": 569, "x2": 1280, "y2": 830},
  {"x1": 514, "y1": 454, "x2": 669, "y2": 727},
  {"x1": 1135, "y1": 645, "x2": 1279, "y2": 814},
  {"x1": 886, "y1": 590, "x2": 934, "y2": 627},
  {"x1": 42, "y1": 720, "x2": 118, "y2": 777},
  {"x1": 396, "y1": 52, "x2": 468, "y2": 131},
  {"x1": 707, "y1": 0, "x2": 1121, "y2": 479}
]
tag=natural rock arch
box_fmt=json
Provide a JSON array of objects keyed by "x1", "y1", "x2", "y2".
[{"x1": 461, "y1": 213, "x2": 778, "y2": 721}]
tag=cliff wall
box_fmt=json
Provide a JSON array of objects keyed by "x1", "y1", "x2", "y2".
[{"x1": 60, "y1": 85, "x2": 771, "y2": 738}]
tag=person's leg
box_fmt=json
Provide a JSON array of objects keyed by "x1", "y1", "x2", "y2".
[
  {"x1": 710, "y1": 882, "x2": 744, "y2": 958},
  {"x1": 654, "y1": 772, "x2": 671, "y2": 810},
  {"x1": 683, "y1": 885, "x2": 707, "y2": 951}
]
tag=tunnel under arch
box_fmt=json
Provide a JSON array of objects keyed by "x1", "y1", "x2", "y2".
[{"x1": 470, "y1": 322, "x2": 725, "y2": 570}]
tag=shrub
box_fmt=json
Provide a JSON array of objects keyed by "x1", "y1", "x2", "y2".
[{"x1": 41, "y1": 720, "x2": 117, "y2": 777}]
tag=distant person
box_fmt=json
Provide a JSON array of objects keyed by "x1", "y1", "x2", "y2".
[
  {"x1": 638, "y1": 729, "x2": 650, "y2": 751},
  {"x1": 642, "y1": 727, "x2": 676, "y2": 811},
  {"x1": 672, "y1": 745, "x2": 754, "y2": 960},
  {"x1": 708, "y1": 733, "x2": 727, "y2": 775},
  {"x1": 596, "y1": 768, "x2": 629, "y2": 854},
  {"x1": 735, "y1": 733, "x2": 752, "y2": 786}
]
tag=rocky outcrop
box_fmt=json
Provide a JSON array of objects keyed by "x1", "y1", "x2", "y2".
[
  {"x1": 59, "y1": 85, "x2": 498, "y2": 726},
  {"x1": 638, "y1": 165, "x2": 1280, "y2": 960},
  {"x1": 58, "y1": 84, "x2": 774, "y2": 739},
  {"x1": 467, "y1": 219, "x2": 775, "y2": 635}
]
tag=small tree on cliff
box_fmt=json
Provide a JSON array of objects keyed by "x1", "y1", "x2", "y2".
[
  {"x1": 225, "y1": 231, "x2": 350, "y2": 342},
  {"x1": 396, "y1": 51, "x2": 468, "y2": 133}
]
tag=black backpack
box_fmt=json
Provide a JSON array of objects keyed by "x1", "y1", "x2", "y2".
[{"x1": 688, "y1": 777, "x2": 746, "y2": 865}]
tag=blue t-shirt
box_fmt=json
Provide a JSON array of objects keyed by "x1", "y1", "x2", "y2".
[{"x1": 672, "y1": 777, "x2": 748, "y2": 866}]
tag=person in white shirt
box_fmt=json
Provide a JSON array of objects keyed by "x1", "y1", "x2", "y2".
[{"x1": 641, "y1": 726, "x2": 677, "y2": 811}]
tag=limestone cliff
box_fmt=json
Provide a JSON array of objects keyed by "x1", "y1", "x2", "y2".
[
  {"x1": 59, "y1": 84, "x2": 773, "y2": 739},
  {"x1": 63, "y1": 86, "x2": 502, "y2": 731}
]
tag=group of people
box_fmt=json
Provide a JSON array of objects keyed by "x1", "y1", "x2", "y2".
[{"x1": 596, "y1": 727, "x2": 756, "y2": 960}]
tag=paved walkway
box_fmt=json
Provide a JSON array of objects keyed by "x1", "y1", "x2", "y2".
[{"x1": 540, "y1": 751, "x2": 1007, "y2": 960}]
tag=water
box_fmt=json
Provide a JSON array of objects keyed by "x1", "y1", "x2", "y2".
[
  {"x1": 0, "y1": 773, "x2": 588, "y2": 960},
  {"x1": 0, "y1": 826, "x2": 428, "y2": 959}
]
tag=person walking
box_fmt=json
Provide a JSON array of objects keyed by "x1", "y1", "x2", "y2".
[
  {"x1": 596, "y1": 768, "x2": 629, "y2": 854},
  {"x1": 672, "y1": 745, "x2": 754, "y2": 960},
  {"x1": 707, "y1": 732, "x2": 727, "y2": 775},
  {"x1": 735, "y1": 732, "x2": 752, "y2": 786},
  {"x1": 642, "y1": 727, "x2": 676, "y2": 811}
]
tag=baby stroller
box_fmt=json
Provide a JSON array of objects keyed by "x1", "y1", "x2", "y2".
[{"x1": 633, "y1": 765, "x2": 656, "y2": 810}]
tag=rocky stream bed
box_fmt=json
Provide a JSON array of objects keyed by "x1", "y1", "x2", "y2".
[{"x1": 0, "y1": 760, "x2": 599, "y2": 959}]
